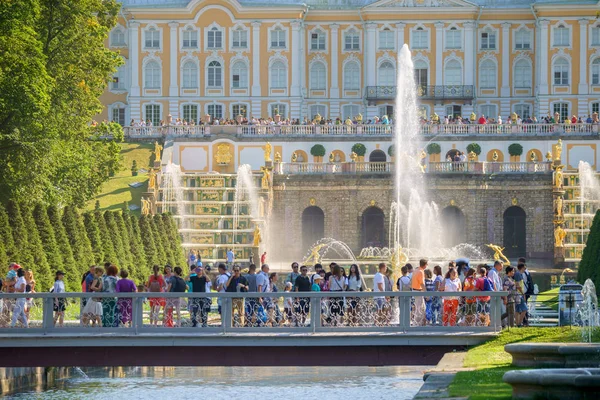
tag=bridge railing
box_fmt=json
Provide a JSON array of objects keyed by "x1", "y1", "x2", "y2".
[{"x1": 0, "y1": 291, "x2": 507, "y2": 334}]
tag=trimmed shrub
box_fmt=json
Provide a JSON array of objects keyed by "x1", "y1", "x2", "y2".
[
  {"x1": 351, "y1": 143, "x2": 367, "y2": 157},
  {"x1": 310, "y1": 144, "x2": 326, "y2": 158},
  {"x1": 578, "y1": 210, "x2": 600, "y2": 295},
  {"x1": 508, "y1": 143, "x2": 524, "y2": 157},
  {"x1": 426, "y1": 143, "x2": 441, "y2": 155},
  {"x1": 466, "y1": 143, "x2": 482, "y2": 155}
]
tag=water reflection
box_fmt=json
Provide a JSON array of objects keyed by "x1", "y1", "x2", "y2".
[{"x1": 8, "y1": 366, "x2": 426, "y2": 400}]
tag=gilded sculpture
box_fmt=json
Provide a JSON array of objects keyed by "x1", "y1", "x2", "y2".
[
  {"x1": 260, "y1": 166, "x2": 271, "y2": 190},
  {"x1": 546, "y1": 151, "x2": 553, "y2": 162},
  {"x1": 291, "y1": 152, "x2": 298, "y2": 162},
  {"x1": 492, "y1": 151, "x2": 499, "y2": 162},
  {"x1": 329, "y1": 152, "x2": 335, "y2": 163},
  {"x1": 215, "y1": 143, "x2": 232, "y2": 165},
  {"x1": 554, "y1": 224, "x2": 567, "y2": 247},
  {"x1": 468, "y1": 151, "x2": 477, "y2": 162},
  {"x1": 148, "y1": 169, "x2": 156, "y2": 189},
  {"x1": 253, "y1": 225, "x2": 262, "y2": 247},
  {"x1": 555, "y1": 196, "x2": 564, "y2": 218},
  {"x1": 264, "y1": 142, "x2": 272, "y2": 162},
  {"x1": 274, "y1": 151, "x2": 282, "y2": 163},
  {"x1": 529, "y1": 151, "x2": 537, "y2": 162},
  {"x1": 554, "y1": 139, "x2": 563, "y2": 161},
  {"x1": 554, "y1": 165, "x2": 564, "y2": 189},
  {"x1": 350, "y1": 151, "x2": 358, "y2": 162},
  {"x1": 419, "y1": 150, "x2": 427, "y2": 173},
  {"x1": 304, "y1": 243, "x2": 325, "y2": 265},
  {"x1": 486, "y1": 243, "x2": 511, "y2": 265},
  {"x1": 154, "y1": 141, "x2": 163, "y2": 162},
  {"x1": 141, "y1": 198, "x2": 151, "y2": 216}
]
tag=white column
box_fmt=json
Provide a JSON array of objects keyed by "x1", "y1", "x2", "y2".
[
  {"x1": 435, "y1": 22, "x2": 444, "y2": 85},
  {"x1": 330, "y1": 24, "x2": 340, "y2": 99},
  {"x1": 463, "y1": 21, "x2": 475, "y2": 87},
  {"x1": 290, "y1": 20, "x2": 301, "y2": 97},
  {"x1": 578, "y1": 19, "x2": 589, "y2": 94},
  {"x1": 168, "y1": 22, "x2": 179, "y2": 119},
  {"x1": 538, "y1": 19, "x2": 550, "y2": 95},
  {"x1": 251, "y1": 21, "x2": 261, "y2": 97},
  {"x1": 129, "y1": 22, "x2": 140, "y2": 97},
  {"x1": 501, "y1": 23, "x2": 511, "y2": 97},
  {"x1": 396, "y1": 22, "x2": 405, "y2": 49},
  {"x1": 365, "y1": 22, "x2": 377, "y2": 87}
]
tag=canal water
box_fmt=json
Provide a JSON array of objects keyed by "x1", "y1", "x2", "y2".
[{"x1": 7, "y1": 366, "x2": 427, "y2": 399}]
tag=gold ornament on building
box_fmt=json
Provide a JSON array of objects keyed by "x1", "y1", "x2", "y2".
[
  {"x1": 555, "y1": 196, "x2": 564, "y2": 218},
  {"x1": 512, "y1": 197, "x2": 518, "y2": 206},
  {"x1": 264, "y1": 142, "x2": 272, "y2": 162},
  {"x1": 253, "y1": 225, "x2": 262, "y2": 247},
  {"x1": 470, "y1": 112, "x2": 477, "y2": 122},
  {"x1": 554, "y1": 139, "x2": 562, "y2": 161},
  {"x1": 432, "y1": 113, "x2": 440, "y2": 123},
  {"x1": 554, "y1": 164, "x2": 564, "y2": 189},
  {"x1": 546, "y1": 151, "x2": 553, "y2": 162},
  {"x1": 154, "y1": 141, "x2": 163, "y2": 162},
  {"x1": 274, "y1": 151, "x2": 282, "y2": 163},
  {"x1": 450, "y1": 199, "x2": 456, "y2": 206},
  {"x1": 511, "y1": 112, "x2": 518, "y2": 124},
  {"x1": 314, "y1": 113, "x2": 322, "y2": 123},
  {"x1": 486, "y1": 244, "x2": 510, "y2": 265},
  {"x1": 419, "y1": 150, "x2": 427, "y2": 173},
  {"x1": 291, "y1": 152, "x2": 298, "y2": 162},
  {"x1": 554, "y1": 224, "x2": 567, "y2": 247},
  {"x1": 329, "y1": 152, "x2": 335, "y2": 163},
  {"x1": 309, "y1": 197, "x2": 316, "y2": 206},
  {"x1": 260, "y1": 166, "x2": 271, "y2": 190},
  {"x1": 370, "y1": 200, "x2": 376, "y2": 206},
  {"x1": 529, "y1": 151, "x2": 537, "y2": 162},
  {"x1": 356, "y1": 113, "x2": 363, "y2": 123},
  {"x1": 148, "y1": 169, "x2": 156, "y2": 189},
  {"x1": 350, "y1": 151, "x2": 357, "y2": 162},
  {"x1": 141, "y1": 198, "x2": 151, "y2": 216},
  {"x1": 492, "y1": 151, "x2": 499, "y2": 162},
  {"x1": 468, "y1": 151, "x2": 477, "y2": 162},
  {"x1": 215, "y1": 143, "x2": 232, "y2": 165}
]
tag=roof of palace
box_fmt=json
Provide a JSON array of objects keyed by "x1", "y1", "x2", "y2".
[{"x1": 118, "y1": 0, "x2": 599, "y2": 9}]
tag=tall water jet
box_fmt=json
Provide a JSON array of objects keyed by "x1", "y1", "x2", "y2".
[
  {"x1": 577, "y1": 161, "x2": 600, "y2": 246},
  {"x1": 162, "y1": 163, "x2": 186, "y2": 217},
  {"x1": 391, "y1": 44, "x2": 442, "y2": 259},
  {"x1": 232, "y1": 164, "x2": 262, "y2": 251}
]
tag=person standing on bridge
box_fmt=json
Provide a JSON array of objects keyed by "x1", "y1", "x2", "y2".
[
  {"x1": 102, "y1": 265, "x2": 119, "y2": 328},
  {"x1": 166, "y1": 266, "x2": 187, "y2": 328},
  {"x1": 52, "y1": 270, "x2": 66, "y2": 328},
  {"x1": 442, "y1": 268, "x2": 462, "y2": 327},
  {"x1": 116, "y1": 269, "x2": 137, "y2": 327},
  {"x1": 146, "y1": 265, "x2": 166, "y2": 327},
  {"x1": 215, "y1": 263, "x2": 230, "y2": 317},
  {"x1": 11, "y1": 268, "x2": 28, "y2": 328},
  {"x1": 286, "y1": 262, "x2": 300, "y2": 292},
  {"x1": 188, "y1": 266, "x2": 210, "y2": 327},
  {"x1": 226, "y1": 265, "x2": 249, "y2": 327},
  {"x1": 294, "y1": 266, "x2": 311, "y2": 327}
]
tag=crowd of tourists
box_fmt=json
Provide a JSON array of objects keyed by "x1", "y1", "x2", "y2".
[{"x1": 0, "y1": 257, "x2": 533, "y2": 329}]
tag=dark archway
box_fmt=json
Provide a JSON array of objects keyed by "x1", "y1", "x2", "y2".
[
  {"x1": 444, "y1": 149, "x2": 460, "y2": 161},
  {"x1": 369, "y1": 150, "x2": 387, "y2": 162},
  {"x1": 503, "y1": 206, "x2": 526, "y2": 259},
  {"x1": 302, "y1": 206, "x2": 325, "y2": 251},
  {"x1": 362, "y1": 207, "x2": 386, "y2": 248},
  {"x1": 441, "y1": 206, "x2": 466, "y2": 247}
]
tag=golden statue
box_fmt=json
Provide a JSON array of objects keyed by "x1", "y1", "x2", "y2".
[
  {"x1": 260, "y1": 166, "x2": 271, "y2": 190},
  {"x1": 432, "y1": 113, "x2": 440, "y2": 124},
  {"x1": 215, "y1": 143, "x2": 232, "y2": 165},
  {"x1": 154, "y1": 141, "x2": 163, "y2": 163},
  {"x1": 291, "y1": 152, "x2": 298, "y2": 162},
  {"x1": 148, "y1": 169, "x2": 156, "y2": 189},
  {"x1": 356, "y1": 113, "x2": 363, "y2": 124},
  {"x1": 304, "y1": 244, "x2": 325, "y2": 265},
  {"x1": 274, "y1": 151, "x2": 282, "y2": 163},
  {"x1": 468, "y1": 151, "x2": 477, "y2": 162},
  {"x1": 486, "y1": 244, "x2": 511, "y2": 265},
  {"x1": 389, "y1": 247, "x2": 408, "y2": 274},
  {"x1": 546, "y1": 151, "x2": 553, "y2": 162},
  {"x1": 555, "y1": 196, "x2": 564, "y2": 218},
  {"x1": 470, "y1": 112, "x2": 477, "y2": 122},
  {"x1": 554, "y1": 165, "x2": 564, "y2": 189},
  {"x1": 554, "y1": 139, "x2": 563, "y2": 161},
  {"x1": 529, "y1": 151, "x2": 537, "y2": 162},
  {"x1": 554, "y1": 225, "x2": 566, "y2": 247},
  {"x1": 314, "y1": 113, "x2": 322, "y2": 124},
  {"x1": 492, "y1": 151, "x2": 499, "y2": 162},
  {"x1": 141, "y1": 198, "x2": 151, "y2": 216},
  {"x1": 419, "y1": 150, "x2": 427, "y2": 173},
  {"x1": 511, "y1": 112, "x2": 518, "y2": 124},
  {"x1": 253, "y1": 225, "x2": 262, "y2": 247},
  {"x1": 329, "y1": 152, "x2": 335, "y2": 163},
  {"x1": 350, "y1": 152, "x2": 358, "y2": 162},
  {"x1": 264, "y1": 142, "x2": 272, "y2": 162}
]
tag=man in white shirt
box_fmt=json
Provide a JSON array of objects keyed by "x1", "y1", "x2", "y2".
[
  {"x1": 488, "y1": 261, "x2": 503, "y2": 292},
  {"x1": 216, "y1": 263, "x2": 230, "y2": 316},
  {"x1": 373, "y1": 263, "x2": 388, "y2": 326},
  {"x1": 11, "y1": 268, "x2": 28, "y2": 328},
  {"x1": 257, "y1": 264, "x2": 275, "y2": 325}
]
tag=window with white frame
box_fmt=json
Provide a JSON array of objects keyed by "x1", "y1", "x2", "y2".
[
  {"x1": 514, "y1": 59, "x2": 532, "y2": 88},
  {"x1": 445, "y1": 27, "x2": 461, "y2": 49},
  {"x1": 232, "y1": 61, "x2": 248, "y2": 88},
  {"x1": 553, "y1": 102, "x2": 569, "y2": 121},
  {"x1": 232, "y1": 104, "x2": 247, "y2": 118},
  {"x1": 414, "y1": 60, "x2": 428, "y2": 87},
  {"x1": 309, "y1": 105, "x2": 327, "y2": 119},
  {"x1": 514, "y1": 104, "x2": 531, "y2": 119},
  {"x1": 144, "y1": 27, "x2": 160, "y2": 49},
  {"x1": 183, "y1": 104, "x2": 198, "y2": 123},
  {"x1": 592, "y1": 25, "x2": 600, "y2": 46},
  {"x1": 207, "y1": 61, "x2": 222, "y2": 88},
  {"x1": 271, "y1": 103, "x2": 287, "y2": 118},
  {"x1": 378, "y1": 61, "x2": 395, "y2": 86},
  {"x1": 111, "y1": 28, "x2": 125, "y2": 46},
  {"x1": 515, "y1": 28, "x2": 531, "y2": 50},
  {"x1": 145, "y1": 104, "x2": 161, "y2": 126},
  {"x1": 183, "y1": 27, "x2": 198, "y2": 48},
  {"x1": 445, "y1": 105, "x2": 461, "y2": 118},
  {"x1": 270, "y1": 61, "x2": 287, "y2": 89},
  {"x1": 592, "y1": 58, "x2": 600, "y2": 85},
  {"x1": 411, "y1": 27, "x2": 428, "y2": 49},
  {"x1": 111, "y1": 106, "x2": 126, "y2": 126},
  {"x1": 379, "y1": 105, "x2": 394, "y2": 119},
  {"x1": 342, "y1": 104, "x2": 360, "y2": 121},
  {"x1": 232, "y1": 27, "x2": 248, "y2": 48},
  {"x1": 144, "y1": 61, "x2": 161, "y2": 89},
  {"x1": 479, "y1": 60, "x2": 496, "y2": 89},
  {"x1": 182, "y1": 61, "x2": 198, "y2": 89},
  {"x1": 553, "y1": 24, "x2": 569, "y2": 47},
  {"x1": 310, "y1": 29, "x2": 326, "y2": 50},
  {"x1": 444, "y1": 60, "x2": 462, "y2": 85},
  {"x1": 479, "y1": 104, "x2": 497, "y2": 119},
  {"x1": 270, "y1": 27, "x2": 286, "y2": 48},
  {"x1": 592, "y1": 102, "x2": 599, "y2": 115},
  {"x1": 207, "y1": 104, "x2": 223, "y2": 120},
  {"x1": 344, "y1": 28, "x2": 360, "y2": 51},
  {"x1": 207, "y1": 27, "x2": 223, "y2": 49},
  {"x1": 310, "y1": 62, "x2": 326, "y2": 90},
  {"x1": 343, "y1": 61, "x2": 360, "y2": 90},
  {"x1": 379, "y1": 28, "x2": 394, "y2": 49},
  {"x1": 112, "y1": 64, "x2": 126, "y2": 90},
  {"x1": 553, "y1": 58, "x2": 569, "y2": 85},
  {"x1": 480, "y1": 29, "x2": 496, "y2": 50}
]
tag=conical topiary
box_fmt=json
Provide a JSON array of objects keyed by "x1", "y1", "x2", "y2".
[
  {"x1": 47, "y1": 205, "x2": 77, "y2": 280},
  {"x1": 0, "y1": 203, "x2": 17, "y2": 262},
  {"x1": 578, "y1": 210, "x2": 600, "y2": 295},
  {"x1": 21, "y1": 205, "x2": 53, "y2": 291},
  {"x1": 83, "y1": 212, "x2": 104, "y2": 265},
  {"x1": 32, "y1": 204, "x2": 63, "y2": 287},
  {"x1": 95, "y1": 209, "x2": 116, "y2": 264}
]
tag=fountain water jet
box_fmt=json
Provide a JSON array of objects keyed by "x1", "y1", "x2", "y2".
[
  {"x1": 161, "y1": 163, "x2": 186, "y2": 217},
  {"x1": 233, "y1": 164, "x2": 263, "y2": 253}
]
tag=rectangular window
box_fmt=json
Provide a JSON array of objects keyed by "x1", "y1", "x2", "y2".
[
  {"x1": 379, "y1": 29, "x2": 394, "y2": 49},
  {"x1": 514, "y1": 104, "x2": 531, "y2": 119},
  {"x1": 271, "y1": 104, "x2": 287, "y2": 118},
  {"x1": 111, "y1": 107, "x2": 126, "y2": 126},
  {"x1": 183, "y1": 104, "x2": 198, "y2": 123},
  {"x1": 592, "y1": 102, "x2": 599, "y2": 115},
  {"x1": 412, "y1": 29, "x2": 428, "y2": 49},
  {"x1": 111, "y1": 30, "x2": 125, "y2": 46},
  {"x1": 311, "y1": 32, "x2": 325, "y2": 50},
  {"x1": 592, "y1": 27, "x2": 600, "y2": 46},
  {"x1": 233, "y1": 29, "x2": 248, "y2": 48},
  {"x1": 145, "y1": 104, "x2": 161, "y2": 126},
  {"x1": 445, "y1": 29, "x2": 461, "y2": 49},
  {"x1": 553, "y1": 26, "x2": 569, "y2": 46},
  {"x1": 554, "y1": 65, "x2": 569, "y2": 85},
  {"x1": 379, "y1": 105, "x2": 394, "y2": 120},
  {"x1": 310, "y1": 105, "x2": 326, "y2": 120},
  {"x1": 592, "y1": 62, "x2": 600, "y2": 85},
  {"x1": 145, "y1": 29, "x2": 160, "y2": 48},
  {"x1": 270, "y1": 29, "x2": 286, "y2": 48},
  {"x1": 342, "y1": 105, "x2": 360, "y2": 121},
  {"x1": 415, "y1": 68, "x2": 427, "y2": 87},
  {"x1": 481, "y1": 32, "x2": 496, "y2": 49},
  {"x1": 553, "y1": 103, "x2": 569, "y2": 121},
  {"x1": 515, "y1": 30, "x2": 531, "y2": 49},
  {"x1": 208, "y1": 29, "x2": 223, "y2": 49},
  {"x1": 207, "y1": 104, "x2": 223, "y2": 120},
  {"x1": 479, "y1": 105, "x2": 497, "y2": 119},
  {"x1": 183, "y1": 29, "x2": 198, "y2": 48},
  {"x1": 112, "y1": 67, "x2": 125, "y2": 90},
  {"x1": 445, "y1": 105, "x2": 461, "y2": 118},
  {"x1": 344, "y1": 32, "x2": 360, "y2": 51},
  {"x1": 232, "y1": 104, "x2": 247, "y2": 118}
]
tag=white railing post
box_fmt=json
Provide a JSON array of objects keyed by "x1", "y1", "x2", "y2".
[
  {"x1": 222, "y1": 297, "x2": 232, "y2": 333},
  {"x1": 310, "y1": 296, "x2": 319, "y2": 333},
  {"x1": 42, "y1": 296, "x2": 54, "y2": 334},
  {"x1": 399, "y1": 294, "x2": 411, "y2": 332},
  {"x1": 132, "y1": 297, "x2": 144, "y2": 334}
]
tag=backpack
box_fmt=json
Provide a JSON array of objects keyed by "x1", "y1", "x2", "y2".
[
  {"x1": 170, "y1": 276, "x2": 187, "y2": 293},
  {"x1": 148, "y1": 275, "x2": 162, "y2": 293},
  {"x1": 525, "y1": 272, "x2": 535, "y2": 295},
  {"x1": 483, "y1": 277, "x2": 494, "y2": 292}
]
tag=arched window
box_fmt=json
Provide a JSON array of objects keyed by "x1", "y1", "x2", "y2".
[
  {"x1": 207, "y1": 27, "x2": 222, "y2": 49},
  {"x1": 515, "y1": 28, "x2": 531, "y2": 49},
  {"x1": 503, "y1": 206, "x2": 526, "y2": 258},
  {"x1": 414, "y1": 60, "x2": 428, "y2": 87},
  {"x1": 302, "y1": 207, "x2": 324, "y2": 251},
  {"x1": 111, "y1": 28, "x2": 125, "y2": 46},
  {"x1": 310, "y1": 62, "x2": 326, "y2": 90},
  {"x1": 311, "y1": 29, "x2": 326, "y2": 50},
  {"x1": 378, "y1": 61, "x2": 395, "y2": 86},
  {"x1": 369, "y1": 150, "x2": 387, "y2": 162},
  {"x1": 270, "y1": 61, "x2": 287, "y2": 89},
  {"x1": 182, "y1": 27, "x2": 198, "y2": 48},
  {"x1": 479, "y1": 60, "x2": 496, "y2": 89},
  {"x1": 207, "y1": 61, "x2": 222, "y2": 88},
  {"x1": 344, "y1": 28, "x2": 360, "y2": 51},
  {"x1": 362, "y1": 207, "x2": 386, "y2": 247},
  {"x1": 553, "y1": 24, "x2": 569, "y2": 47},
  {"x1": 553, "y1": 58, "x2": 569, "y2": 85},
  {"x1": 182, "y1": 61, "x2": 198, "y2": 89},
  {"x1": 232, "y1": 61, "x2": 248, "y2": 88},
  {"x1": 441, "y1": 206, "x2": 466, "y2": 247},
  {"x1": 343, "y1": 61, "x2": 360, "y2": 90},
  {"x1": 444, "y1": 60, "x2": 462, "y2": 85},
  {"x1": 144, "y1": 60, "x2": 161, "y2": 89},
  {"x1": 514, "y1": 59, "x2": 532, "y2": 88},
  {"x1": 592, "y1": 58, "x2": 600, "y2": 85}
]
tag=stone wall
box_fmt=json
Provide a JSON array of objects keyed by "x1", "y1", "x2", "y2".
[{"x1": 270, "y1": 173, "x2": 553, "y2": 262}]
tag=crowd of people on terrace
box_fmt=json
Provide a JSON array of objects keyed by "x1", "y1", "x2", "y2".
[{"x1": 0, "y1": 256, "x2": 534, "y2": 329}]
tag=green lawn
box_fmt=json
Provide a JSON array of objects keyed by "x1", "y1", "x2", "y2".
[
  {"x1": 537, "y1": 287, "x2": 560, "y2": 311},
  {"x1": 448, "y1": 327, "x2": 600, "y2": 400},
  {"x1": 86, "y1": 143, "x2": 155, "y2": 215}
]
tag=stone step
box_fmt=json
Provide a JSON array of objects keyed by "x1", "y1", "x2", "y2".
[{"x1": 529, "y1": 322, "x2": 559, "y2": 327}]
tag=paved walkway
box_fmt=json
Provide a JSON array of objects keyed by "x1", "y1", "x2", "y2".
[{"x1": 413, "y1": 352, "x2": 474, "y2": 400}]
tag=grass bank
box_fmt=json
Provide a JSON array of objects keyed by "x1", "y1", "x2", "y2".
[{"x1": 448, "y1": 327, "x2": 600, "y2": 400}]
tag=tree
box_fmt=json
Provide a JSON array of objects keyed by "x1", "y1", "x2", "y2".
[
  {"x1": 32, "y1": 204, "x2": 63, "y2": 280},
  {"x1": 388, "y1": 145, "x2": 395, "y2": 157},
  {"x1": 104, "y1": 211, "x2": 127, "y2": 269},
  {"x1": 62, "y1": 205, "x2": 93, "y2": 287},
  {"x1": 0, "y1": 239, "x2": 7, "y2": 272},
  {"x1": 466, "y1": 143, "x2": 482, "y2": 156},
  {"x1": 578, "y1": 210, "x2": 600, "y2": 295},
  {"x1": 508, "y1": 143, "x2": 524, "y2": 157},
  {"x1": 21, "y1": 204, "x2": 52, "y2": 290},
  {"x1": 0, "y1": 204, "x2": 17, "y2": 261},
  {"x1": 153, "y1": 215, "x2": 173, "y2": 266},
  {"x1": 83, "y1": 212, "x2": 104, "y2": 265},
  {"x1": 139, "y1": 215, "x2": 158, "y2": 267},
  {"x1": 150, "y1": 215, "x2": 167, "y2": 266},
  {"x1": 351, "y1": 143, "x2": 367, "y2": 157},
  {"x1": 123, "y1": 212, "x2": 147, "y2": 282},
  {"x1": 310, "y1": 144, "x2": 326, "y2": 158},
  {"x1": 162, "y1": 213, "x2": 186, "y2": 267},
  {"x1": 6, "y1": 200, "x2": 33, "y2": 267},
  {"x1": 426, "y1": 143, "x2": 441, "y2": 155},
  {"x1": 47, "y1": 205, "x2": 76, "y2": 278},
  {"x1": 114, "y1": 211, "x2": 135, "y2": 276},
  {"x1": 95, "y1": 209, "x2": 117, "y2": 264}
]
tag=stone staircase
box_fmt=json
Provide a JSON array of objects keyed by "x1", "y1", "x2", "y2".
[{"x1": 528, "y1": 302, "x2": 559, "y2": 327}]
